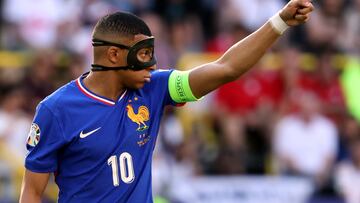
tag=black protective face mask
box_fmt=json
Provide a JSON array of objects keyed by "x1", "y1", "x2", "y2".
[{"x1": 91, "y1": 37, "x2": 157, "y2": 71}]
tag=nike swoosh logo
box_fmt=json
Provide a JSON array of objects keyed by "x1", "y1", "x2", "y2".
[{"x1": 80, "y1": 127, "x2": 101, "y2": 138}]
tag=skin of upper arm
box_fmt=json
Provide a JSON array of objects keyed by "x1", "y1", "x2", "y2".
[
  {"x1": 188, "y1": 61, "x2": 232, "y2": 99},
  {"x1": 19, "y1": 169, "x2": 50, "y2": 203}
]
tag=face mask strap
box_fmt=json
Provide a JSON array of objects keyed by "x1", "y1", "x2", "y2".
[
  {"x1": 92, "y1": 39, "x2": 131, "y2": 49},
  {"x1": 91, "y1": 64, "x2": 136, "y2": 71}
]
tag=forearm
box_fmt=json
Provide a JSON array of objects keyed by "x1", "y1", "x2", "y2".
[
  {"x1": 218, "y1": 22, "x2": 280, "y2": 81},
  {"x1": 19, "y1": 170, "x2": 49, "y2": 203},
  {"x1": 19, "y1": 190, "x2": 42, "y2": 203}
]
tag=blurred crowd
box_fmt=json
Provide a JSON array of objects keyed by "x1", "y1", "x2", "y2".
[{"x1": 0, "y1": 0, "x2": 360, "y2": 203}]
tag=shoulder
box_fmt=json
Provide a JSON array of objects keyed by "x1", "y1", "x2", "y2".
[
  {"x1": 33, "y1": 81, "x2": 78, "y2": 139},
  {"x1": 151, "y1": 69, "x2": 174, "y2": 80},
  {"x1": 276, "y1": 115, "x2": 299, "y2": 128},
  {"x1": 139, "y1": 69, "x2": 178, "y2": 106},
  {"x1": 39, "y1": 80, "x2": 77, "y2": 114},
  {"x1": 314, "y1": 115, "x2": 337, "y2": 130},
  {"x1": 142, "y1": 69, "x2": 174, "y2": 90}
]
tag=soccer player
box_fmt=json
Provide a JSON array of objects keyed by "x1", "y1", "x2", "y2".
[{"x1": 20, "y1": 0, "x2": 314, "y2": 202}]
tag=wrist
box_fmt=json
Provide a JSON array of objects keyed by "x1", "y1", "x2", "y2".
[{"x1": 269, "y1": 12, "x2": 289, "y2": 35}]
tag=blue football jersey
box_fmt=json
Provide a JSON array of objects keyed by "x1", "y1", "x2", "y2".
[{"x1": 25, "y1": 70, "x2": 177, "y2": 203}]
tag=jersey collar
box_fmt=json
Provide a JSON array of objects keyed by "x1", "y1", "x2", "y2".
[{"x1": 76, "y1": 73, "x2": 127, "y2": 106}]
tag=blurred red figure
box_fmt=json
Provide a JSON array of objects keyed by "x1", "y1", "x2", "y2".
[
  {"x1": 280, "y1": 48, "x2": 346, "y2": 125},
  {"x1": 215, "y1": 67, "x2": 283, "y2": 114}
]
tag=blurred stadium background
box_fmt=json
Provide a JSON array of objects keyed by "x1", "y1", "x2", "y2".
[{"x1": 0, "y1": 0, "x2": 360, "y2": 202}]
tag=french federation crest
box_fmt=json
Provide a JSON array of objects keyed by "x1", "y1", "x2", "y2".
[
  {"x1": 126, "y1": 95, "x2": 150, "y2": 132},
  {"x1": 27, "y1": 123, "x2": 41, "y2": 147},
  {"x1": 126, "y1": 104, "x2": 150, "y2": 131}
]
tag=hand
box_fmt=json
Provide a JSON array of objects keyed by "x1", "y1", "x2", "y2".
[{"x1": 279, "y1": 0, "x2": 314, "y2": 26}]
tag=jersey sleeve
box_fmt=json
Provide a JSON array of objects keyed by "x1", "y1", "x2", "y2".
[{"x1": 25, "y1": 103, "x2": 67, "y2": 173}]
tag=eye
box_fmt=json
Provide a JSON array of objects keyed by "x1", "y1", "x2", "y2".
[{"x1": 137, "y1": 48, "x2": 154, "y2": 63}]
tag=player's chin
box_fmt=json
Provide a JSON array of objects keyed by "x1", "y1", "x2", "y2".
[
  {"x1": 132, "y1": 81, "x2": 146, "y2": 89},
  {"x1": 129, "y1": 78, "x2": 151, "y2": 89}
]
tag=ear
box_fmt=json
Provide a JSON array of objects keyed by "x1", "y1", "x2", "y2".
[{"x1": 107, "y1": 47, "x2": 121, "y2": 64}]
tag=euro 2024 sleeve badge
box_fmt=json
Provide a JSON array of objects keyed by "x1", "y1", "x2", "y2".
[{"x1": 27, "y1": 123, "x2": 41, "y2": 147}]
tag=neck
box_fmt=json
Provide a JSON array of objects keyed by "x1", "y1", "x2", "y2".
[{"x1": 83, "y1": 71, "x2": 126, "y2": 101}]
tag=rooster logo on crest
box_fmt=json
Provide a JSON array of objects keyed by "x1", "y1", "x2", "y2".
[{"x1": 126, "y1": 104, "x2": 150, "y2": 131}]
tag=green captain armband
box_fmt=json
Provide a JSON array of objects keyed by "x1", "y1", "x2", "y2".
[{"x1": 168, "y1": 70, "x2": 202, "y2": 103}]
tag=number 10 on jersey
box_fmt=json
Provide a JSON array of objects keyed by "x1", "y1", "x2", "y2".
[{"x1": 107, "y1": 152, "x2": 135, "y2": 186}]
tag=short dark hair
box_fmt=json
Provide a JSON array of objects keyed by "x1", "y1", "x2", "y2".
[{"x1": 93, "y1": 11, "x2": 152, "y2": 38}]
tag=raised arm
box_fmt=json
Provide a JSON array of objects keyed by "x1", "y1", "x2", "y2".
[
  {"x1": 19, "y1": 169, "x2": 50, "y2": 203},
  {"x1": 189, "y1": 0, "x2": 314, "y2": 98}
]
